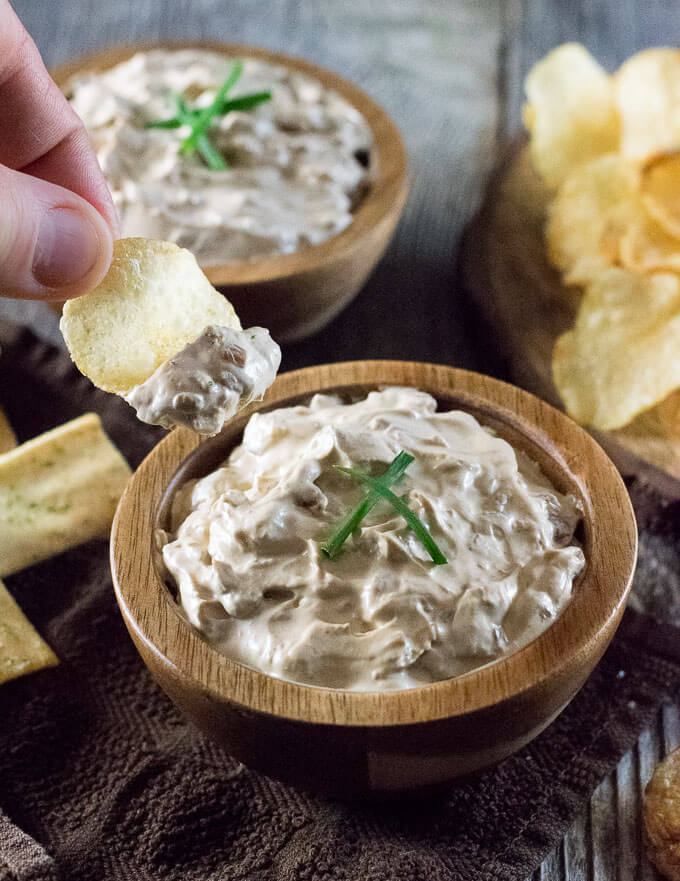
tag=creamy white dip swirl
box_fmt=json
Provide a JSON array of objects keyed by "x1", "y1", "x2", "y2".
[
  {"x1": 162, "y1": 388, "x2": 585, "y2": 691},
  {"x1": 125, "y1": 325, "x2": 281, "y2": 435},
  {"x1": 67, "y1": 49, "x2": 373, "y2": 265}
]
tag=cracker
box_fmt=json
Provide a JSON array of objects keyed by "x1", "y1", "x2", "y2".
[
  {"x1": 0, "y1": 413, "x2": 131, "y2": 577},
  {"x1": 0, "y1": 578, "x2": 58, "y2": 685},
  {"x1": 60, "y1": 238, "x2": 241, "y2": 394}
]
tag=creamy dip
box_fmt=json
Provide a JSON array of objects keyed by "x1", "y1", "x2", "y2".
[
  {"x1": 125, "y1": 325, "x2": 280, "y2": 435},
  {"x1": 67, "y1": 49, "x2": 373, "y2": 265},
  {"x1": 162, "y1": 388, "x2": 585, "y2": 691}
]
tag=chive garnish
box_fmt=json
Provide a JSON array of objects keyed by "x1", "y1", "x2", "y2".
[
  {"x1": 337, "y1": 468, "x2": 448, "y2": 565},
  {"x1": 145, "y1": 61, "x2": 272, "y2": 170},
  {"x1": 321, "y1": 451, "x2": 413, "y2": 559},
  {"x1": 321, "y1": 451, "x2": 448, "y2": 566}
]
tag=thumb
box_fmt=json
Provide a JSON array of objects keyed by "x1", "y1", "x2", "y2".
[{"x1": 0, "y1": 162, "x2": 114, "y2": 301}]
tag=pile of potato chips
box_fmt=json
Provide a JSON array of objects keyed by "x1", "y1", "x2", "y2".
[{"x1": 524, "y1": 43, "x2": 680, "y2": 431}]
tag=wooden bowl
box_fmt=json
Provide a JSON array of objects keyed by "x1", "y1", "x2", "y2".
[
  {"x1": 111, "y1": 361, "x2": 637, "y2": 797},
  {"x1": 51, "y1": 42, "x2": 409, "y2": 342}
]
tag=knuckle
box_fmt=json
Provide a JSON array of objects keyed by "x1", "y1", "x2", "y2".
[{"x1": 0, "y1": 166, "x2": 36, "y2": 274}]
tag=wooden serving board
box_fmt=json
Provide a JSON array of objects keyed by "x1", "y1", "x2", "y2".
[
  {"x1": 0, "y1": 407, "x2": 16, "y2": 454},
  {"x1": 461, "y1": 139, "x2": 680, "y2": 496}
]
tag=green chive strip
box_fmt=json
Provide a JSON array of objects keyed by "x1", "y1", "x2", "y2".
[
  {"x1": 321, "y1": 451, "x2": 413, "y2": 560},
  {"x1": 144, "y1": 62, "x2": 272, "y2": 170},
  {"x1": 335, "y1": 467, "x2": 448, "y2": 566},
  {"x1": 194, "y1": 132, "x2": 227, "y2": 170},
  {"x1": 144, "y1": 117, "x2": 184, "y2": 129},
  {"x1": 216, "y1": 91, "x2": 272, "y2": 113},
  {"x1": 145, "y1": 91, "x2": 198, "y2": 129},
  {"x1": 179, "y1": 60, "x2": 244, "y2": 157}
]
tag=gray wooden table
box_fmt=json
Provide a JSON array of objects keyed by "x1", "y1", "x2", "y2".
[{"x1": 5, "y1": 1, "x2": 680, "y2": 878}]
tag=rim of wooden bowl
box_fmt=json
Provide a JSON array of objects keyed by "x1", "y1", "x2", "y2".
[
  {"x1": 51, "y1": 40, "x2": 409, "y2": 288},
  {"x1": 111, "y1": 361, "x2": 637, "y2": 728}
]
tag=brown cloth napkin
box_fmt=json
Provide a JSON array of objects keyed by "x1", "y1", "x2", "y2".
[{"x1": 1, "y1": 321, "x2": 680, "y2": 881}]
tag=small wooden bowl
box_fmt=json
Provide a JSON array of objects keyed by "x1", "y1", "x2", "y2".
[
  {"x1": 52, "y1": 42, "x2": 409, "y2": 342},
  {"x1": 111, "y1": 362, "x2": 637, "y2": 797}
]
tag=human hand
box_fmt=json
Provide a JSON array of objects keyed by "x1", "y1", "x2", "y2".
[{"x1": 0, "y1": 0, "x2": 118, "y2": 301}]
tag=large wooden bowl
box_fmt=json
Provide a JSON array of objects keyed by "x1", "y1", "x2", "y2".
[
  {"x1": 111, "y1": 361, "x2": 637, "y2": 797},
  {"x1": 52, "y1": 42, "x2": 409, "y2": 342}
]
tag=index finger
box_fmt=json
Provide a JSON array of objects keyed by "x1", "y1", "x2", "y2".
[{"x1": 0, "y1": 1, "x2": 118, "y2": 233}]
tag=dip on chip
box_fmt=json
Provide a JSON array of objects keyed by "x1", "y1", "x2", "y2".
[{"x1": 60, "y1": 237, "x2": 280, "y2": 436}]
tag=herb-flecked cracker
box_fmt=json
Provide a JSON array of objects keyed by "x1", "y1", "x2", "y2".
[
  {"x1": 0, "y1": 413, "x2": 131, "y2": 577},
  {"x1": 0, "y1": 578, "x2": 58, "y2": 685},
  {"x1": 60, "y1": 238, "x2": 241, "y2": 394}
]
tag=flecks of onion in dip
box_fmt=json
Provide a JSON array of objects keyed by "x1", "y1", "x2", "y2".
[
  {"x1": 124, "y1": 326, "x2": 281, "y2": 435},
  {"x1": 161, "y1": 388, "x2": 585, "y2": 690},
  {"x1": 67, "y1": 49, "x2": 373, "y2": 265}
]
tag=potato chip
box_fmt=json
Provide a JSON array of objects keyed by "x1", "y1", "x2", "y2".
[
  {"x1": 60, "y1": 238, "x2": 241, "y2": 394},
  {"x1": 0, "y1": 578, "x2": 58, "y2": 685},
  {"x1": 553, "y1": 268, "x2": 680, "y2": 430},
  {"x1": 619, "y1": 212, "x2": 680, "y2": 273},
  {"x1": 524, "y1": 43, "x2": 619, "y2": 188},
  {"x1": 546, "y1": 155, "x2": 639, "y2": 284},
  {"x1": 0, "y1": 413, "x2": 131, "y2": 577},
  {"x1": 644, "y1": 746, "x2": 680, "y2": 881},
  {"x1": 640, "y1": 150, "x2": 680, "y2": 239},
  {"x1": 616, "y1": 49, "x2": 680, "y2": 160}
]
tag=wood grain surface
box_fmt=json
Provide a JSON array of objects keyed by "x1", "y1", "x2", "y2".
[
  {"x1": 0, "y1": 407, "x2": 16, "y2": 454},
  {"x1": 3, "y1": 0, "x2": 680, "y2": 873},
  {"x1": 111, "y1": 361, "x2": 636, "y2": 795}
]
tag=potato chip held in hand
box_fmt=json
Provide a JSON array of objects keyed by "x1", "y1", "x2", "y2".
[
  {"x1": 523, "y1": 43, "x2": 619, "y2": 189},
  {"x1": 553, "y1": 268, "x2": 680, "y2": 430},
  {"x1": 60, "y1": 238, "x2": 241, "y2": 394}
]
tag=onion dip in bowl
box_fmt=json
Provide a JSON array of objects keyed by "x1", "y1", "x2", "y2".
[
  {"x1": 112, "y1": 361, "x2": 636, "y2": 794},
  {"x1": 66, "y1": 48, "x2": 373, "y2": 266},
  {"x1": 161, "y1": 387, "x2": 585, "y2": 691}
]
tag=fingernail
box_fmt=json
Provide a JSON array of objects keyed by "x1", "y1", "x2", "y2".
[{"x1": 33, "y1": 207, "x2": 101, "y2": 289}]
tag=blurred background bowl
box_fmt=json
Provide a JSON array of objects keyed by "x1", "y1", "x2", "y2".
[{"x1": 52, "y1": 42, "x2": 409, "y2": 342}]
